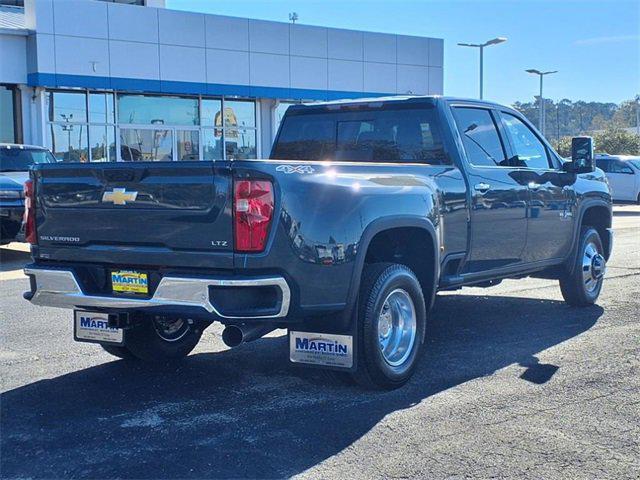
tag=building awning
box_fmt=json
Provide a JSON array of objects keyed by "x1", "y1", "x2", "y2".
[{"x1": 0, "y1": 6, "x2": 27, "y2": 35}]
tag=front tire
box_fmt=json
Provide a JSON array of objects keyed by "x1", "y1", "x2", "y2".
[
  {"x1": 351, "y1": 263, "x2": 427, "y2": 390},
  {"x1": 125, "y1": 317, "x2": 203, "y2": 361},
  {"x1": 559, "y1": 227, "x2": 606, "y2": 306}
]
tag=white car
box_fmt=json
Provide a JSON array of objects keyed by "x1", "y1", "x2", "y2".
[{"x1": 596, "y1": 155, "x2": 640, "y2": 203}]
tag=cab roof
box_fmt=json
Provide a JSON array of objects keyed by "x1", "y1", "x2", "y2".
[{"x1": 298, "y1": 95, "x2": 508, "y2": 110}]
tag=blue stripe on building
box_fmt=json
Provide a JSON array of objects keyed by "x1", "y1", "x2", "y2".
[{"x1": 28, "y1": 73, "x2": 391, "y2": 101}]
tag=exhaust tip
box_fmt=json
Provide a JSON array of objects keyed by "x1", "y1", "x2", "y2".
[{"x1": 222, "y1": 325, "x2": 243, "y2": 348}]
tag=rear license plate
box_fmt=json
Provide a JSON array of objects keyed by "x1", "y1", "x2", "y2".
[
  {"x1": 111, "y1": 270, "x2": 148, "y2": 294},
  {"x1": 74, "y1": 310, "x2": 124, "y2": 345}
]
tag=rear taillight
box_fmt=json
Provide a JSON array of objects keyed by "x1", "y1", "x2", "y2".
[
  {"x1": 233, "y1": 179, "x2": 274, "y2": 252},
  {"x1": 23, "y1": 179, "x2": 37, "y2": 245}
]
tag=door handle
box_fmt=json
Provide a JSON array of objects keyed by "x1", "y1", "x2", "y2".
[
  {"x1": 474, "y1": 183, "x2": 491, "y2": 193},
  {"x1": 528, "y1": 182, "x2": 542, "y2": 191}
]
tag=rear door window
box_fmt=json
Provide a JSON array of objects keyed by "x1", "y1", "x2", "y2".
[
  {"x1": 272, "y1": 105, "x2": 447, "y2": 164},
  {"x1": 451, "y1": 107, "x2": 508, "y2": 167}
]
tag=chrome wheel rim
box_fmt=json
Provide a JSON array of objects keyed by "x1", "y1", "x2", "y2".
[
  {"x1": 582, "y1": 241, "x2": 606, "y2": 294},
  {"x1": 153, "y1": 318, "x2": 189, "y2": 342},
  {"x1": 377, "y1": 288, "x2": 417, "y2": 367}
]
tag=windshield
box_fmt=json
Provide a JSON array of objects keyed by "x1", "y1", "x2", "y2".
[
  {"x1": 0, "y1": 148, "x2": 56, "y2": 172},
  {"x1": 629, "y1": 159, "x2": 640, "y2": 170}
]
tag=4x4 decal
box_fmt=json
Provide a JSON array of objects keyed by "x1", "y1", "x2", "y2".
[{"x1": 276, "y1": 165, "x2": 316, "y2": 174}]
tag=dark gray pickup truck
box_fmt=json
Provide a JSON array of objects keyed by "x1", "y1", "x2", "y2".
[{"x1": 23, "y1": 96, "x2": 612, "y2": 389}]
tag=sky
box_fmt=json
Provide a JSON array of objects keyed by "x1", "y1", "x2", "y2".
[{"x1": 167, "y1": 0, "x2": 640, "y2": 106}]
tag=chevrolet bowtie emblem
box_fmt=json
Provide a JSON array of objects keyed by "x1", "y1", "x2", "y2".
[{"x1": 102, "y1": 188, "x2": 138, "y2": 205}]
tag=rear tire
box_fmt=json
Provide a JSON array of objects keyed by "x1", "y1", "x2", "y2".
[
  {"x1": 559, "y1": 227, "x2": 606, "y2": 306},
  {"x1": 100, "y1": 344, "x2": 137, "y2": 360},
  {"x1": 125, "y1": 317, "x2": 203, "y2": 361},
  {"x1": 351, "y1": 263, "x2": 426, "y2": 390}
]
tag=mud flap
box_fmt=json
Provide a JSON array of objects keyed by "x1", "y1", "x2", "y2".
[{"x1": 288, "y1": 313, "x2": 359, "y2": 372}]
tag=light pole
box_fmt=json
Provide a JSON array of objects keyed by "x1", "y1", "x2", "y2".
[
  {"x1": 457, "y1": 37, "x2": 507, "y2": 99},
  {"x1": 60, "y1": 113, "x2": 74, "y2": 160},
  {"x1": 525, "y1": 69, "x2": 558, "y2": 137},
  {"x1": 636, "y1": 95, "x2": 640, "y2": 137}
]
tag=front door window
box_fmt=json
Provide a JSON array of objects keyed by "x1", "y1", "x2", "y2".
[{"x1": 501, "y1": 113, "x2": 550, "y2": 169}]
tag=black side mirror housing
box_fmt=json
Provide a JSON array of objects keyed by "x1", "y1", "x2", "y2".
[{"x1": 565, "y1": 136, "x2": 595, "y2": 173}]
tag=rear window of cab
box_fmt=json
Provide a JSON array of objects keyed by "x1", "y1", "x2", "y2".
[{"x1": 272, "y1": 104, "x2": 448, "y2": 165}]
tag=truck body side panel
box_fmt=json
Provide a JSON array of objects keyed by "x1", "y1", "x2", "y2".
[{"x1": 233, "y1": 160, "x2": 468, "y2": 314}]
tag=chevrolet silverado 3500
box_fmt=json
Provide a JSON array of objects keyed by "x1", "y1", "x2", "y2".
[{"x1": 23, "y1": 96, "x2": 612, "y2": 389}]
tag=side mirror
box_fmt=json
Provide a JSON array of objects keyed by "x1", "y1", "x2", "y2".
[{"x1": 564, "y1": 136, "x2": 595, "y2": 173}]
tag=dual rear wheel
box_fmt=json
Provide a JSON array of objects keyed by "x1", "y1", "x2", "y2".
[
  {"x1": 100, "y1": 317, "x2": 202, "y2": 361},
  {"x1": 349, "y1": 263, "x2": 427, "y2": 390}
]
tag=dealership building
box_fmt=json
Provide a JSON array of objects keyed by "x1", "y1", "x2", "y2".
[{"x1": 0, "y1": 0, "x2": 444, "y2": 161}]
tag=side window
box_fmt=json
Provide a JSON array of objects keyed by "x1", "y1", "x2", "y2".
[
  {"x1": 610, "y1": 160, "x2": 634, "y2": 174},
  {"x1": 334, "y1": 109, "x2": 448, "y2": 164},
  {"x1": 501, "y1": 113, "x2": 550, "y2": 169},
  {"x1": 596, "y1": 159, "x2": 610, "y2": 172},
  {"x1": 452, "y1": 107, "x2": 507, "y2": 167},
  {"x1": 272, "y1": 115, "x2": 335, "y2": 160}
]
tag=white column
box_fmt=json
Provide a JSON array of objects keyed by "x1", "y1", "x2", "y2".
[{"x1": 258, "y1": 98, "x2": 277, "y2": 158}]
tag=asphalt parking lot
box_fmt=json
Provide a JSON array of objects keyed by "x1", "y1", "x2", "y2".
[{"x1": 1, "y1": 205, "x2": 639, "y2": 479}]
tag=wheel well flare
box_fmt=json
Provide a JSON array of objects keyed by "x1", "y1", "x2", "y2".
[{"x1": 364, "y1": 227, "x2": 436, "y2": 299}]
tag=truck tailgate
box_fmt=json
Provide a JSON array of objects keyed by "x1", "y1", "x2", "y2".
[{"x1": 32, "y1": 162, "x2": 233, "y2": 263}]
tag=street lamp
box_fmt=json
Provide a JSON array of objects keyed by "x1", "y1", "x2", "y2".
[
  {"x1": 60, "y1": 113, "x2": 74, "y2": 160},
  {"x1": 525, "y1": 69, "x2": 558, "y2": 137},
  {"x1": 457, "y1": 37, "x2": 507, "y2": 99}
]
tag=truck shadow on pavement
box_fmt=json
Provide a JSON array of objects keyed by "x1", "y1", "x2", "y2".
[
  {"x1": 1, "y1": 294, "x2": 603, "y2": 479},
  {"x1": 0, "y1": 246, "x2": 30, "y2": 272}
]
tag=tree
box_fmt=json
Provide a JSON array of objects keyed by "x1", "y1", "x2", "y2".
[
  {"x1": 513, "y1": 97, "x2": 636, "y2": 138},
  {"x1": 553, "y1": 136, "x2": 572, "y2": 157},
  {"x1": 553, "y1": 126, "x2": 640, "y2": 158},
  {"x1": 593, "y1": 126, "x2": 640, "y2": 155},
  {"x1": 612, "y1": 96, "x2": 640, "y2": 129}
]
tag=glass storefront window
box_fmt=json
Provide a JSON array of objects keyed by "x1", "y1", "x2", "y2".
[
  {"x1": 89, "y1": 93, "x2": 115, "y2": 124},
  {"x1": 118, "y1": 94, "x2": 199, "y2": 126},
  {"x1": 176, "y1": 130, "x2": 200, "y2": 161},
  {"x1": 47, "y1": 91, "x2": 87, "y2": 123},
  {"x1": 224, "y1": 100, "x2": 256, "y2": 128},
  {"x1": 201, "y1": 99, "x2": 222, "y2": 127},
  {"x1": 44, "y1": 90, "x2": 259, "y2": 162},
  {"x1": 225, "y1": 128, "x2": 256, "y2": 160},
  {"x1": 120, "y1": 128, "x2": 173, "y2": 162},
  {"x1": 47, "y1": 123, "x2": 89, "y2": 162},
  {"x1": 0, "y1": 86, "x2": 15, "y2": 143},
  {"x1": 89, "y1": 126, "x2": 115, "y2": 162},
  {"x1": 202, "y1": 129, "x2": 224, "y2": 160}
]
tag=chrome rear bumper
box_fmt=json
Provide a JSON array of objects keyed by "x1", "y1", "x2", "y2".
[{"x1": 24, "y1": 267, "x2": 291, "y2": 320}]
